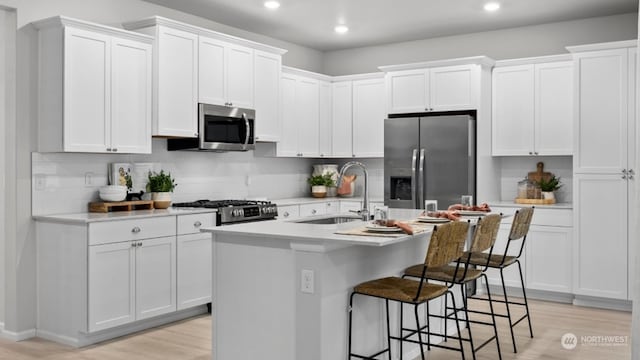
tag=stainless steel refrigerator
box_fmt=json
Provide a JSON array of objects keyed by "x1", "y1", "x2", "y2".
[{"x1": 384, "y1": 113, "x2": 476, "y2": 210}]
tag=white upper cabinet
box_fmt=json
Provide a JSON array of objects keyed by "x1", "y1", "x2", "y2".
[
  {"x1": 254, "y1": 50, "x2": 283, "y2": 142},
  {"x1": 331, "y1": 81, "x2": 353, "y2": 157},
  {"x1": 572, "y1": 48, "x2": 630, "y2": 174},
  {"x1": 296, "y1": 77, "x2": 321, "y2": 157},
  {"x1": 319, "y1": 81, "x2": 333, "y2": 157},
  {"x1": 199, "y1": 36, "x2": 254, "y2": 109},
  {"x1": 154, "y1": 26, "x2": 199, "y2": 137},
  {"x1": 384, "y1": 64, "x2": 480, "y2": 114},
  {"x1": 35, "y1": 17, "x2": 152, "y2": 153},
  {"x1": 492, "y1": 58, "x2": 573, "y2": 156},
  {"x1": 352, "y1": 78, "x2": 385, "y2": 157}
]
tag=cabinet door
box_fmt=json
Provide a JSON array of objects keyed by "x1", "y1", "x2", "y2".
[
  {"x1": 318, "y1": 81, "x2": 333, "y2": 157},
  {"x1": 429, "y1": 65, "x2": 477, "y2": 111},
  {"x1": 111, "y1": 37, "x2": 152, "y2": 154},
  {"x1": 177, "y1": 233, "x2": 212, "y2": 310},
  {"x1": 254, "y1": 50, "x2": 281, "y2": 142},
  {"x1": 332, "y1": 81, "x2": 353, "y2": 157},
  {"x1": 89, "y1": 241, "x2": 135, "y2": 332},
  {"x1": 277, "y1": 74, "x2": 299, "y2": 157},
  {"x1": 63, "y1": 27, "x2": 111, "y2": 152},
  {"x1": 278, "y1": 205, "x2": 300, "y2": 219},
  {"x1": 325, "y1": 201, "x2": 339, "y2": 214},
  {"x1": 136, "y1": 236, "x2": 177, "y2": 320},
  {"x1": 226, "y1": 44, "x2": 254, "y2": 109},
  {"x1": 525, "y1": 225, "x2": 572, "y2": 293},
  {"x1": 627, "y1": 48, "x2": 637, "y2": 301},
  {"x1": 296, "y1": 78, "x2": 320, "y2": 157},
  {"x1": 198, "y1": 36, "x2": 226, "y2": 106},
  {"x1": 574, "y1": 174, "x2": 628, "y2": 299},
  {"x1": 353, "y1": 78, "x2": 385, "y2": 157},
  {"x1": 574, "y1": 49, "x2": 629, "y2": 174},
  {"x1": 385, "y1": 69, "x2": 428, "y2": 114},
  {"x1": 156, "y1": 26, "x2": 198, "y2": 137},
  {"x1": 534, "y1": 61, "x2": 573, "y2": 155},
  {"x1": 491, "y1": 65, "x2": 535, "y2": 156}
]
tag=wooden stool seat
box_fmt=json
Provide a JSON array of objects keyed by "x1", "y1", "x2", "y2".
[{"x1": 354, "y1": 277, "x2": 448, "y2": 303}]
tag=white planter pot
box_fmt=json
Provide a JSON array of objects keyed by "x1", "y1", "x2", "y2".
[
  {"x1": 311, "y1": 185, "x2": 327, "y2": 198},
  {"x1": 542, "y1": 191, "x2": 555, "y2": 201},
  {"x1": 152, "y1": 192, "x2": 172, "y2": 209}
]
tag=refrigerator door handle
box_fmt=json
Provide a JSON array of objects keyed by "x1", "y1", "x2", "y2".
[
  {"x1": 418, "y1": 149, "x2": 425, "y2": 209},
  {"x1": 411, "y1": 149, "x2": 418, "y2": 208}
]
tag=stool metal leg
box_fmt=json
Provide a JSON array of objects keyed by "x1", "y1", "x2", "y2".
[
  {"x1": 461, "y1": 284, "x2": 476, "y2": 360},
  {"x1": 414, "y1": 304, "x2": 426, "y2": 360},
  {"x1": 385, "y1": 299, "x2": 392, "y2": 360},
  {"x1": 448, "y1": 291, "x2": 466, "y2": 360},
  {"x1": 517, "y1": 260, "x2": 534, "y2": 338},
  {"x1": 500, "y1": 267, "x2": 518, "y2": 353},
  {"x1": 483, "y1": 273, "x2": 502, "y2": 360},
  {"x1": 348, "y1": 292, "x2": 355, "y2": 359}
]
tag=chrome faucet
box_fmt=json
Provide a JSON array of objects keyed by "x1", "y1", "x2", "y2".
[{"x1": 337, "y1": 161, "x2": 369, "y2": 221}]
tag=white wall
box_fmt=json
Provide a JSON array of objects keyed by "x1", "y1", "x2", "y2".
[{"x1": 323, "y1": 13, "x2": 639, "y2": 75}]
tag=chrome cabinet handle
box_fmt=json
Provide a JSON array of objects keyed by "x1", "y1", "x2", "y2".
[
  {"x1": 622, "y1": 169, "x2": 628, "y2": 174},
  {"x1": 283, "y1": 211, "x2": 290, "y2": 217},
  {"x1": 411, "y1": 149, "x2": 418, "y2": 209},
  {"x1": 138, "y1": 242, "x2": 142, "y2": 247},
  {"x1": 622, "y1": 175, "x2": 627, "y2": 179},
  {"x1": 418, "y1": 149, "x2": 425, "y2": 208},
  {"x1": 106, "y1": 148, "x2": 112, "y2": 152},
  {"x1": 112, "y1": 148, "x2": 117, "y2": 152},
  {"x1": 131, "y1": 243, "x2": 136, "y2": 247},
  {"x1": 131, "y1": 226, "x2": 141, "y2": 233},
  {"x1": 194, "y1": 221, "x2": 202, "y2": 227},
  {"x1": 629, "y1": 169, "x2": 635, "y2": 175},
  {"x1": 311, "y1": 209, "x2": 317, "y2": 215}
]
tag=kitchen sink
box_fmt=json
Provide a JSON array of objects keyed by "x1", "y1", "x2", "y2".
[{"x1": 292, "y1": 215, "x2": 362, "y2": 224}]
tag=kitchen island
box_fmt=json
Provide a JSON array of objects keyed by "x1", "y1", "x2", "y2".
[{"x1": 201, "y1": 209, "x2": 441, "y2": 360}]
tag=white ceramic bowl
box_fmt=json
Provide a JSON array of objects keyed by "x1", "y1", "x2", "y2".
[{"x1": 99, "y1": 185, "x2": 127, "y2": 202}]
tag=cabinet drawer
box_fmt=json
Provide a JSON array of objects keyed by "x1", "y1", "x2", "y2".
[
  {"x1": 492, "y1": 206, "x2": 572, "y2": 227},
  {"x1": 278, "y1": 205, "x2": 299, "y2": 219},
  {"x1": 89, "y1": 217, "x2": 176, "y2": 245},
  {"x1": 177, "y1": 213, "x2": 216, "y2": 235},
  {"x1": 299, "y1": 203, "x2": 327, "y2": 217}
]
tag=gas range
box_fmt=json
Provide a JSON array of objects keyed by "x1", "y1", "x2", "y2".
[{"x1": 172, "y1": 199, "x2": 278, "y2": 225}]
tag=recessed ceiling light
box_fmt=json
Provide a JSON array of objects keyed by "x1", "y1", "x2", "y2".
[
  {"x1": 334, "y1": 25, "x2": 349, "y2": 34},
  {"x1": 484, "y1": 2, "x2": 500, "y2": 12},
  {"x1": 264, "y1": 1, "x2": 280, "y2": 10}
]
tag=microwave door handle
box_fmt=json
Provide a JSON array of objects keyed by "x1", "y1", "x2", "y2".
[{"x1": 242, "y1": 112, "x2": 250, "y2": 150}]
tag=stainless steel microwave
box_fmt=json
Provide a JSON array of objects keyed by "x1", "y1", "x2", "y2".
[{"x1": 168, "y1": 103, "x2": 256, "y2": 151}]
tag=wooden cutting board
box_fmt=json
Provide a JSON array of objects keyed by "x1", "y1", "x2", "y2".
[{"x1": 528, "y1": 162, "x2": 552, "y2": 183}]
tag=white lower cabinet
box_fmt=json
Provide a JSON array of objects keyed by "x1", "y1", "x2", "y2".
[
  {"x1": 88, "y1": 236, "x2": 176, "y2": 332},
  {"x1": 177, "y1": 233, "x2": 212, "y2": 310},
  {"x1": 37, "y1": 212, "x2": 217, "y2": 345},
  {"x1": 278, "y1": 205, "x2": 300, "y2": 220},
  {"x1": 299, "y1": 203, "x2": 327, "y2": 217},
  {"x1": 176, "y1": 213, "x2": 215, "y2": 310},
  {"x1": 485, "y1": 206, "x2": 573, "y2": 295}
]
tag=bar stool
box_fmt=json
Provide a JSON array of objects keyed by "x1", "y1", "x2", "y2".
[
  {"x1": 348, "y1": 220, "x2": 470, "y2": 360},
  {"x1": 403, "y1": 213, "x2": 503, "y2": 360},
  {"x1": 466, "y1": 207, "x2": 534, "y2": 353}
]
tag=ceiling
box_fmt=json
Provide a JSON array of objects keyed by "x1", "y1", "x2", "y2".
[{"x1": 142, "y1": 0, "x2": 638, "y2": 51}]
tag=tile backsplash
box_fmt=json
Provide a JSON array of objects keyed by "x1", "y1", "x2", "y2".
[{"x1": 32, "y1": 139, "x2": 316, "y2": 215}]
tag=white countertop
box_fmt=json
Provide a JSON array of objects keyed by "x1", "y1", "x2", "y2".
[
  {"x1": 201, "y1": 208, "x2": 433, "y2": 247},
  {"x1": 274, "y1": 196, "x2": 384, "y2": 206},
  {"x1": 488, "y1": 201, "x2": 573, "y2": 209},
  {"x1": 33, "y1": 208, "x2": 217, "y2": 225}
]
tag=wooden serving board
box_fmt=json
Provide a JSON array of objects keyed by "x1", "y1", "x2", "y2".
[
  {"x1": 528, "y1": 161, "x2": 552, "y2": 183},
  {"x1": 514, "y1": 198, "x2": 555, "y2": 205},
  {"x1": 89, "y1": 200, "x2": 154, "y2": 213}
]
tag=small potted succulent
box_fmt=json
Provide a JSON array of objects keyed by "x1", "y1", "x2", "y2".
[
  {"x1": 536, "y1": 175, "x2": 562, "y2": 201},
  {"x1": 307, "y1": 174, "x2": 334, "y2": 198},
  {"x1": 146, "y1": 170, "x2": 177, "y2": 209}
]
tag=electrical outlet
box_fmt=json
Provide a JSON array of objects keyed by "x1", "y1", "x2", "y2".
[
  {"x1": 301, "y1": 269, "x2": 314, "y2": 294},
  {"x1": 85, "y1": 172, "x2": 94, "y2": 187}
]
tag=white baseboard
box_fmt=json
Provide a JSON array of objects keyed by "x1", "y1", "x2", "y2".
[
  {"x1": 573, "y1": 296, "x2": 632, "y2": 312},
  {"x1": 1, "y1": 327, "x2": 37, "y2": 341},
  {"x1": 37, "y1": 305, "x2": 208, "y2": 347}
]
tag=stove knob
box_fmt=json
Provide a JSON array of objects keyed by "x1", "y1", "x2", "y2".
[
  {"x1": 239, "y1": 209, "x2": 245, "y2": 217},
  {"x1": 232, "y1": 209, "x2": 240, "y2": 217}
]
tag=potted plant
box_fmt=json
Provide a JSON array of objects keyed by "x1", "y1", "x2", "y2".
[
  {"x1": 536, "y1": 175, "x2": 562, "y2": 201},
  {"x1": 146, "y1": 170, "x2": 177, "y2": 209},
  {"x1": 307, "y1": 174, "x2": 334, "y2": 198}
]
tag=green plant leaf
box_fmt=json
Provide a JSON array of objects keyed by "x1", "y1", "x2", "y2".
[{"x1": 146, "y1": 170, "x2": 177, "y2": 193}]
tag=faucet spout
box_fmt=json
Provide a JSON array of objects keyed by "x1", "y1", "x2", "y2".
[{"x1": 338, "y1": 161, "x2": 369, "y2": 221}]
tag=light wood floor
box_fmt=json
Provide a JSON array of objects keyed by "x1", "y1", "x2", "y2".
[{"x1": 0, "y1": 298, "x2": 631, "y2": 359}]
